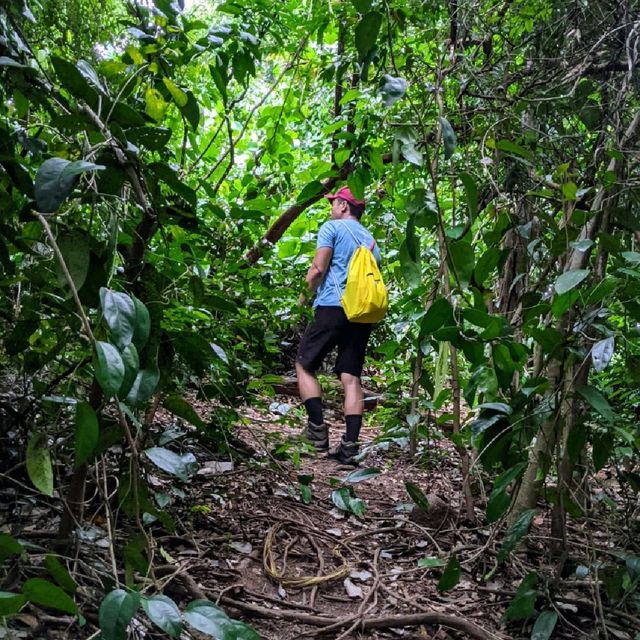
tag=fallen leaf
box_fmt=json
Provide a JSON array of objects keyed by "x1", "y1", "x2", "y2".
[{"x1": 343, "y1": 578, "x2": 364, "y2": 599}]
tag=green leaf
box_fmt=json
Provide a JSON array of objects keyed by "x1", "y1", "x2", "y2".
[
  {"x1": 344, "y1": 467, "x2": 380, "y2": 484},
  {"x1": 163, "y1": 394, "x2": 205, "y2": 430},
  {"x1": 126, "y1": 367, "x2": 160, "y2": 407},
  {"x1": 498, "y1": 509, "x2": 536, "y2": 562},
  {"x1": 331, "y1": 487, "x2": 352, "y2": 512},
  {"x1": 126, "y1": 127, "x2": 172, "y2": 151},
  {"x1": 181, "y1": 90, "x2": 200, "y2": 131},
  {"x1": 150, "y1": 162, "x2": 197, "y2": 207},
  {"x1": 591, "y1": 337, "x2": 614, "y2": 373},
  {"x1": 399, "y1": 239, "x2": 421, "y2": 288},
  {"x1": 99, "y1": 589, "x2": 140, "y2": 640},
  {"x1": 448, "y1": 239, "x2": 474, "y2": 287},
  {"x1": 421, "y1": 298, "x2": 454, "y2": 334},
  {"x1": 35, "y1": 158, "x2": 104, "y2": 213},
  {"x1": 0, "y1": 56, "x2": 29, "y2": 69},
  {"x1": 141, "y1": 594, "x2": 182, "y2": 638},
  {"x1": 553, "y1": 269, "x2": 589, "y2": 295},
  {"x1": 355, "y1": 12, "x2": 382, "y2": 60},
  {"x1": 405, "y1": 482, "x2": 431, "y2": 511},
  {"x1": 44, "y1": 555, "x2": 77, "y2": 595},
  {"x1": 348, "y1": 497, "x2": 367, "y2": 517},
  {"x1": 437, "y1": 556, "x2": 461, "y2": 592},
  {"x1": 592, "y1": 431, "x2": 614, "y2": 471},
  {"x1": 132, "y1": 296, "x2": 151, "y2": 352},
  {"x1": 56, "y1": 231, "x2": 90, "y2": 293},
  {"x1": 351, "y1": 0, "x2": 372, "y2": 12},
  {"x1": 51, "y1": 56, "x2": 96, "y2": 102},
  {"x1": 94, "y1": 341, "x2": 125, "y2": 398},
  {"x1": 23, "y1": 578, "x2": 77, "y2": 614},
  {"x1": 144, "y1": 447, "x2": 197, "y2": 482},
  {"x1": 494, "y1": 139, "x2": 533, "y2": 162},
  {"x1": 400, "y1": 142, "x2": 423, "y2": 166},
  {"x1": 100, "y1": 288, "x2": 136, "y2": 350},
  {"x1": 577, "y1": 384, "x2": 614, "y2": 423},
  {"x1": 184, "y1": 600, "x2": 233, "y2": 636},
  {"x1": 0, "y1": 592, "x2": 26, "y2": 616},
  {"x1": 75, "y1": 401, "x2": 99, "y2": 467},
  {"x1": 145, "y1": 86, "x2": 168, "y2": 122},
  {"x1": 486, "y1": 462, "x2": 526, "y2": 523},
  {"x1": 0, "y1": 533, "x2": 23, "y2": 564},
  {"x1": 379, "y1": 74, "x2": 407, "y2": 107},
  {"x1": 459, "y1": 172, "x2": 478, "y2": 218},
  {"x1": 119, "y1": 344, "x2": 140, "y2": 398},
  {"x1": 162, "y1": 78, "x2": 188, "y2": 107},
  {"x1": 531, "y1": 611, "x2": 558, "y2": 640},
  {"x1": 297, "y1": 180, "x2": 324, "y2": 203},
  {"x1": 417, "y1": 557, "x2": 445, "y2": 568},
  {"x1": 26, "y1": 432, "x2": 53, "y2": 497},
  {"x1": 439, "y1": 117, "x2": 457, "y2": 159},
  {"x1": 504, "y1": 572, "x2": 538, "y2": 621}
]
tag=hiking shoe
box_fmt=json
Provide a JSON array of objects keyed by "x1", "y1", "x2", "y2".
[
  {"x1": 305, "y1": 421, "x2": 329, "y2": 451},
  {"x1": 327, "y1": 437, "x2": 359, "y2": 466}
]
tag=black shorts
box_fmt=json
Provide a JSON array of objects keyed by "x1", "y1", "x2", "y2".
[{"x1": 297, "y1": 306, "x2": 373, "y2": 378}]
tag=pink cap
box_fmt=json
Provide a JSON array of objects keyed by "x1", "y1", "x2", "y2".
[{"x1": 325, "y1": 186, "x2": 365, "y2": 208}]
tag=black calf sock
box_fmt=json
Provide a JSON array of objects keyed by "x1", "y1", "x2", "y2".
[
  {"x1": 345, "y1": 415, "x2": 362, "y2": 442},
  {"x1": 304, "y1": 397, "x2": 323, "y2": 425}
]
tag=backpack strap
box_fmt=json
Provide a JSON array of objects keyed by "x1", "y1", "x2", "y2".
[{"x1": 339, "y1": 220, "x2": 372, "y2": 249}]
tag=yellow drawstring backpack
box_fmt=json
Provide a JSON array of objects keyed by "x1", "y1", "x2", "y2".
[{"x1": 333, "y1": 222, "x2": 388, "y2": 323}]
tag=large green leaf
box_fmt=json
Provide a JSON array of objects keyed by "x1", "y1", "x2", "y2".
[
  {"x1": 591, "y1": 336, "x2": 614, "y2": 372},
  {"x1": 119, "y1": 343, "x2": 140, "y2": 398},
  {"x1": 531, "y1": 610, "x2": 558, "y2": 640},
  {"x1": 181, "y1": 90, "x2": 200, "y2": 130},
  {"x1": 132, "y1": 296, "x2": 151, "y2": 352},
  {"x1": 26, "y1": 432, "x2": 53, "y2": 497},
  {"x1": 421, "y1": 298, "x2": 454, "y2": 335},
  {"x1": 126, "y1": 367, "x2": 160, "y2": 407},
  {"x1": 448, "y1": 240, "x2": 474, "y2": 287},
  {"x1": 100, "y1": 288, "x2": 136, "y2": 350},
  {"x1": 94, "y1": 341, "x2": 125, "y2": 398},
  {"x1": 399, "y1": 239, "x2": 421, "y2": 288},
  {"x1": 163, "y1": 395, "x2": 205, "y2": 430},
  {"x1": 23, "y1": 578, "x2": 77, "y2": 614},
  {"x1": 577, "y1": 384, "x2": 614, "y2": 423},
  {"x1": 343, "y1": 467, "x2": 380, "y2": 484},
  {"x1": 459, "y1": 172, "x2": 478, "y2": 218},
  {"x1": 504, "y1": 573, "x2": 538, "y2": 621},
  {"x1": 405, "y1": 482, "x2": 431, "y2": 511},
  {"x1": 439, "y1": 117, "x2": 457, "y2": 159},
  {"x1": 0, "y1": 533, "x2": 23, "y2": 564},
  {"x1": 44, "y1": 555, "x2": 77, "y2": 595},
  {"x1": 35, "y1": 158, "x2": 104, "y2": 213},
  {"x1": 553, "y1": 269, "x2": 589, "y2": 295},
  {"x1": 437, "y1": 556, "x2": 461, "y2": 592},
  {"x1": 498, "y1": 509, "x2": 535, "y2": 562},
  {"x1": 141, "y1": 594, "x2": 182, "y2": 638},
  {"x1": 355, "y1": 12, "x2": 382, "y2": 60},
  {"x1": 144, "y1": 447, "x2": 197, "y2": 482},
  {"x1": 56, "y1": 231, "x2": 90, "y2": 293},
  {"x1": 75, "y1": 401, "x2": 99, "y2": 467},
  {"x1": 0, "y1": 592, "x2": 25, "y2": 616},
  {"x1": 379, "y1": 74, "x2": 407, "y2": 107},
  {"x1": 99, "y1": 589, "x2": 140, "y2": 640},
  {"x1": 184, "y1": 600, "x2": 234, "y2": 637}
]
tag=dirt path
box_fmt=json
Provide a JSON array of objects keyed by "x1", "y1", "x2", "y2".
[{"x1": 164, "y1": 398, "x2": 508, "y2": 640}]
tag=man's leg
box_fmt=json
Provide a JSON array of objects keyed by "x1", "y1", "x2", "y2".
[
  {"x1": 341, "y1": 372, "x2": 363, "y2": 442},
  {"x1": 296, "y1": 361, "x2": 325, "y2": 431}
]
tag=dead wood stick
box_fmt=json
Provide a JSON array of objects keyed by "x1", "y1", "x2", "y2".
[{"x1": 219, "y1": 595, "x2": 492, "y2": 639}]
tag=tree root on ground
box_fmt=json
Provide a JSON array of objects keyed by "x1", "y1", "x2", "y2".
[{"x1": 175, "y1": 572, "x2": 494, "y2": 639}]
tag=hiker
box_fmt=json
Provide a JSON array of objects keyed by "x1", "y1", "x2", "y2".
[{"x1": 296, "y1": 186, "x2": 381, "y2": 465}]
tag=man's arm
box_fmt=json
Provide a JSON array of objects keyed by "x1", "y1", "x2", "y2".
[{"x1": 299, "y1": 247, "x2": 333, "y2": 303}]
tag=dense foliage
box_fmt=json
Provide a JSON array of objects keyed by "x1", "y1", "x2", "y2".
[{"x1": 1, "y1": 0, "x2": 639, "y2": 636}]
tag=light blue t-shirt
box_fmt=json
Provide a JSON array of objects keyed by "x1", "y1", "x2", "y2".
[{"x1": 314, "y1": 219, "x2": 381, "y2": 308}]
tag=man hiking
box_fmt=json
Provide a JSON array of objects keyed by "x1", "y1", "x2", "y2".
[{"x1": 296, "y1": 186, "x2": 381, "y2": 465}]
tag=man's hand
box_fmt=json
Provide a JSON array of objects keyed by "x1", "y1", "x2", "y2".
[{"x1": 298, "y1": 293, "x2": 308, "y2": 306}]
